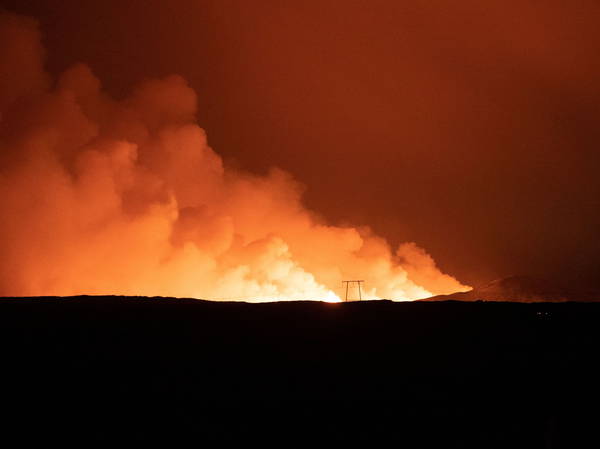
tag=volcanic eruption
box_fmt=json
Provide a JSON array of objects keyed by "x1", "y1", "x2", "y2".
[{"x1": 0, "y1": 12, "x2": 469, "y2": 301}]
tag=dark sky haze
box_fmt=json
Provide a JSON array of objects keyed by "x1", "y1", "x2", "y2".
[{"x1": 2, "y1": 0, "x2": 600, "y2": 287}]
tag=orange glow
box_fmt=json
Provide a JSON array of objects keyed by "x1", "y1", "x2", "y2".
[{"x1": 0, "y1": 12, "x2": 470, "y2": 301}]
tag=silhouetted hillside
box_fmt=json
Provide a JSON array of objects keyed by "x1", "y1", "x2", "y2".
[
  {"x1": 1, "y1": 296, "x2": 599, "y2": 447},
  {"x1": 423, "y1": 275, "x2": 600, "y2": 302}
]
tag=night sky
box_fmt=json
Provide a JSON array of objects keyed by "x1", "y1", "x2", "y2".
[{"x1": 2, "y1": 0, "x2": 600, "y2": 288}]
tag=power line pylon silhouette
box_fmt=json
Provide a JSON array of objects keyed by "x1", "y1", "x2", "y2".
[{"x1": 342, "y1": 280, "x2": 364, "y2": 302}]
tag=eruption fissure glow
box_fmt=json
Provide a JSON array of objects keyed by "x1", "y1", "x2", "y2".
[{"x1": 0, "y1": 13, "x2": 470, "y2": 301}]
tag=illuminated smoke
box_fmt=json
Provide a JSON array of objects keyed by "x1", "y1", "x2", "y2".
[{"x1": 0, "y1": 13, "x2": 469, "y2": 301}]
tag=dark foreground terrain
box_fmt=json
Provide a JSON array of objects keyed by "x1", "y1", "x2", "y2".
[{"x1": 1, "y1": 297, "x2": 599, "y2": 447}]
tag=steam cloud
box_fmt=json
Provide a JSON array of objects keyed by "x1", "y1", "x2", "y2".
[{"x1": 0, "y1": 13, "x2": 469, "y2": 301}]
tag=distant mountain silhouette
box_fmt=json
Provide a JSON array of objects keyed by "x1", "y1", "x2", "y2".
[{"x1": 423, "y1": 275, "x2": 600, "y2": 302}]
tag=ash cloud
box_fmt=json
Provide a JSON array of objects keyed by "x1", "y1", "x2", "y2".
[{"x1": 0, "y1": 12, "x2": 468, "y2": 301}]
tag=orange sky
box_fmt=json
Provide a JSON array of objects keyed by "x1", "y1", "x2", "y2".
[{"x1": 2, "y1": 0, "x2": 600, "y2": 288}]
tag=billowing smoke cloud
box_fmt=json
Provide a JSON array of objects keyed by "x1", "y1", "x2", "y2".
[{"x1": 0, "y1": 12, "x2": 469, "y2": 301}]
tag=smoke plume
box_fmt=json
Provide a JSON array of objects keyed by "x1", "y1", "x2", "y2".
[{"x1": 0, "y1": 12, "x2": 469, "y2": 301}]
